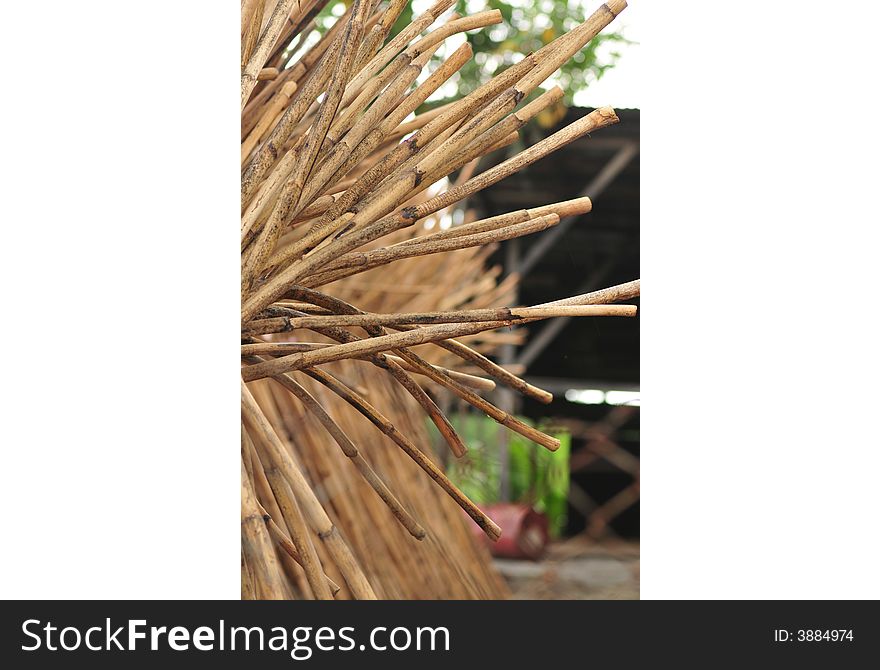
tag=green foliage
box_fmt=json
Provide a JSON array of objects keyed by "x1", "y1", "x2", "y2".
[
  {"x1": 306, "y1": 1, "x2": 629, "y2": 109},
  {"x1": 454, "y1": 0, "x2": 627, "y2": 105},
  {"x1": 429, "y1": 412, "x2": 571, "y2": 537}
]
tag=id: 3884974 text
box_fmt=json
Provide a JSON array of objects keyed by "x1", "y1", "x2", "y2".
[{"x1": 773, "y1": 629, "x2": 853, "y2": 642}]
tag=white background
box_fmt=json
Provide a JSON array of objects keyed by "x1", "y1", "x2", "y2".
[{"x1": 1, "y1": 0, "x2": 878, "y2": 599}]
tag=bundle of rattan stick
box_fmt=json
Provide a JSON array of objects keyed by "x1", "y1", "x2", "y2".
[{"x1": 241, "y1": 0, "x2": 639, "y2": 599}]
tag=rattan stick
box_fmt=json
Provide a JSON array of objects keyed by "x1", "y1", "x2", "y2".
[
  {"x1": 242, "y1": 0, "x2": 298, "y2": 110},
  {"x1": 240, "y1": 302, "x2": 635, "y2": 380},
  {"x1": 307, "y1": 213, "x2": 561, "y2": 286},
  {"x1": 242, "y1": 0, "x2": 369, "y2": 293},
  {"x1": 240, "y1": 340, "x2": 495, "y2": 391},
  {"x1": 265, "y1": 43, "x2": 473, "y2": 270},
  {"x1": 392, "y1": 348, "x2": 560, "y2": 451},
  {"x1": 261, "y1": 463, "x2": 334, "y2": 600},
  {"x1": 341, "y1": 0, "x2": 456, "y2": 108},
  {"x1": 242, "y1": 381, "x2": 377, "y2": 599},
  {"x1": 262, "y1": 304, "x2": 468, "y2": 459},
  {"x1": 241, "y1": 456, "x2": 287, "y2": 599},
  {"x1": 300, "y1": 367, "x2": 502, "y2": 540},
  {"x1": 274, "y1": 304, "x2": 634, "y2": 330},
  {"x1": 255, "y1": 361, "x2": 427, "y2": 540},
  {"x1": 262, "y1": 510, "x2": 342, "y2": 595},
  {"x1": 403, "y1": 107, "x2": 619, "y2": 223}
]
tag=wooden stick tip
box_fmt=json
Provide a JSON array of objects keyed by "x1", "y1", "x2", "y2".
[
  {"x1": 606, "y1": 0, "x2": 628, "y2": 16},
  {"x1": 559, "y1": 196, "x2": 592, "y2": 218},
  {"x1": 596, "y1": 105, "x2": 619, "y2": 124},
  {"x1": 485, "y1": 519, "x2": 502, "y2": 542},
  {"x1": 486, "y1": 9, "x2": 503, "y2": 23}
]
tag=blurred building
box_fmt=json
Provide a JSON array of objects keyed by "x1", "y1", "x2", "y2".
[{"x1": 475, "y1": 107, "x2": 640, "y2": 538}]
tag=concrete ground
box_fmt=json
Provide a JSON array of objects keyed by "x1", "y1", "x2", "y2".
[{"x1": 494, "y1": 538, "x2": 639, "y2": 600}]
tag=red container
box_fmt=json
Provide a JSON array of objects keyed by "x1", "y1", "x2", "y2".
[{"x1": 471, "y1": 503, "x2": 549, "y2": 560}]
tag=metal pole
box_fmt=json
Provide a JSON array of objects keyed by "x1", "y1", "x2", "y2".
[
  {"x1": 497, "y1": 238, "x2": 521, "y2": 503},
  {"x1": 515, "y1": 258, "x2": 615, "y2": 369},
  {"x1": 517, "y1": 141, "x2": 638, "y2": 278}
]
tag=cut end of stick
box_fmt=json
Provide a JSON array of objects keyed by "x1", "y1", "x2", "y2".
[
  {"x1": 543, "y1": 436, "x2": 561, "y2": 452},
  {"x1": 527, "y1": 196, "x2": 592, "y2": 219},
  {"x1": 483, "y1": 518, "x2": 503, "y2": 542},
  {"x1": 606, "y1": 0, "x2": 628, "y2": 17},
  {"x1": 595, "y1": 105, "x2": 620, "y2": 127}
]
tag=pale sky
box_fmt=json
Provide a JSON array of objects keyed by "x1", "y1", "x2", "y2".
[{"x1": 572, "y1": 3, "x2": 640, "y2": 109}]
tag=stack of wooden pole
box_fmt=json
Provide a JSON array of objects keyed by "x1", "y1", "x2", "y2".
[{"x1": 241, "y1": 0, "x2": 640, "y2": 599}]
